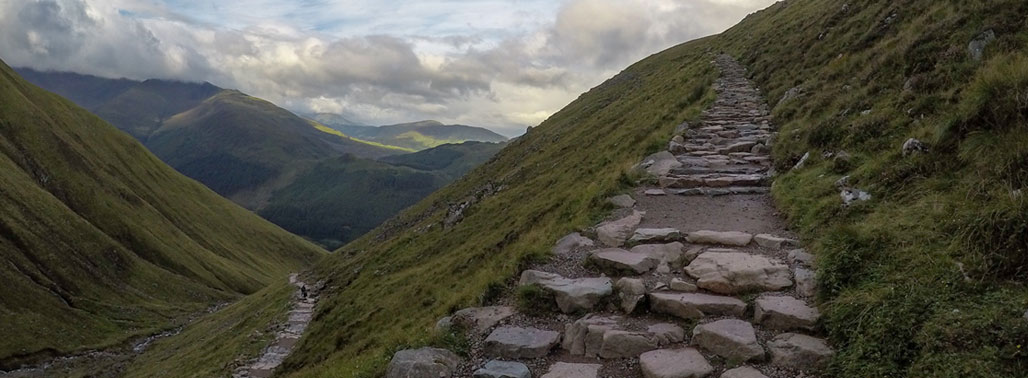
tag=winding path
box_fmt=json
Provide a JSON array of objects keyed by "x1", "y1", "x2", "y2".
[{"x1": 233, "y1": 273, "x2": 318, "y2": 378}]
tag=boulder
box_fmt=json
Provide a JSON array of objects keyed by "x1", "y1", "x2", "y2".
[
  {"x1": 669, "y1": 278, "x2": 697, "y2": 292},
  {"x1": 840, "y1": 188, "x2": 871, "y2": 205},
  {"x1": 520, "y1": 270, "x2": 613, "y2": 313},
  {"x1": 794, "y1": 267, "x2": 816, "y2": 298},
  {"x1": 563, "y1": 315, "x2": 619, "y2": 357},
  {"x1": 675, "y1": 122, "x2": 690, "y2": 134},
  {"x1": 686, "y1": 231, "x2": 753, "y2": 246},
  {"x1": 631, "y1": 242, "x2": 696, "y2": 272},
  {"x1": 753, "y1": 234, "x2": 799, "y2": 250},
  {"x1": 483, "y1": 326, "x2": 560, "y2": 359},
  {"x1": 598, "y1": 330, "x2": 659, "y2": 359},
  {"x1": 685, "y1": 252, "x2": 793, "y2": 294},
  {"x1": 596, "y1": 210, "x2": 644, "y2": 246},
  {"x1": 672, "y1": 135, "x2": 686, "y2": 144},
  {"x1": 608, "y1": 194, "x2": 637, "y2": 208},
  {"x1": 630, "y1": 228, "x2": 683, "y2": 243},
  {"x1": 540, "y1": 362, "x2": 601, "y2": 378},
  {"x1": 641, "y1": 151, "x2": 684, "y2": 176},
  {"x1": 639, "y1": 348, "x2": 713, "y2": 378},
  {"x1": 615, "y1": 278, "x2": 647, "y2": 314},
  {"x1": 901, "y1": 138, "x2": 927, "y2": 156},
  {"x1": 552, "y1": 232, "x2": 595, "y2": 255},
  {"x1": 589, "y1": 249, "x2": 659, "y2": 275},
  {"x1": 647, "y1": 323, "x2": 686, "y2": 345},
  {"x1": 767, "y1": 333, "x2": 833, "y2": 370},
  {"x1": 473, "y1": 360, "x2": 532, "y2": 378},
  {"x1": 451, "y1": 306, "x2": 516, "y2": 334},
  {"x1": 435, "y1": 316, "x2": 453, "y2": 332},
  {"x1": 720, "y1": 366, "x2": 768, "y2": 378},
  {"x1": 385, "y1": 347, "x2": 461, "y2": 378},
  {"x1": 692, "y1": 319, "x2": 764, "y2": 362},
  {"x1": 787, "y1": 249, "x2": 815, "y2": 267},
  {"x1": 753, "y1": 296, "x2": 820, "y2": 331},
  {"x1": 968, "y1": 30, "x2": 996, "y2": 61},
  {"x1": 648, "y1": 292, "x2": 747, "y2": 319}
]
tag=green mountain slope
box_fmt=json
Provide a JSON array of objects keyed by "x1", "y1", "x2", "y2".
[
  {"x1": 267, "y1": 1, "x2": 1028, "y2": 377},
  {"x1": 0, "y1": 59, "x2": 325, "y2": 368},
  {"x1": 379, "y1": 141, "x2": 506, "y2": 179},
  {"x1": 329, "y1": 120, "x2": 509, "y2": 150}
]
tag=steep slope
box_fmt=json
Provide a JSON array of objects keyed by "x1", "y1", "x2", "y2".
[
  {"x1": 379, "y1": 141, "x2": 507, "y2": 179},
  {"x1": 0, "y1": 59, "x2": 325, "y2": 368},
  {"x1": 330, "y1": 120, "x2": 509, "y2": 150},
  {"x1": 14, "y1": 68, "x2": 137, "y2": 110},
  {"x1": 92, "y1": 79, "x2": 223, "y2": 140},
  {"x1": 278, "y1": 37, "x2": 718, "y2": 376},
  {"x1": 274, "y1": 1, "x2": 1028, "y2": 377}
]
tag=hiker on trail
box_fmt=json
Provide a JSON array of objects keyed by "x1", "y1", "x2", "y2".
[{"x1": 300, "y1": 285, "x2": 307, "y2": 299}]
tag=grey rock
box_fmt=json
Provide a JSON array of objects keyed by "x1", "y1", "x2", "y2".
[
  {"x1": 640, "y1": 151, "x2": 684, "y2": 176},
  {"x1": 631, "y1": 242, "x2": 696, "y2": 272},
  {"x1": 675, "y1": 122, "x2": 690, "y2": 134},
  {"x1": 645, "y1": 189, "x2": 668, "y2": 196},
  {"x1": 474, "y1": 360, "x2": 532, "y2": 378},
  {"x1": 589, "y1": 248, "x2": 659, "y2": 275},
  {"x1": 692, "y1": 319, "x2": 764, "y2": 362},
  {"x1": 451, "y1": 306, "x2": 516, "y2": 334},
  {"x1": 754, "y1": 296, "x2": 820, "y2": 331},
  {"x1": 540, "y1": 362, "x2": 600, "y2": 378},
  {"x1": 834, "y1": 175, "x2": 850, "y2": 189},
  {"x1": 968, "y1": 30, "x2": 996, "y2": 61},
  {"x1": 777, "y1": 87, "x2": 802, "y2": 108},
  {"x1": 647, "y1": 323, "x2": 686, "y2": 345},
  {"x1": 596, "y1": 210, "x2": 644, "y2": 246},
  {"x1": 753, "y1": 234, "x2": 800, "y2": 250},
  {"x1": 902, "y1": 138, "x2": 927, "y2": 157},
  {"x1": 520, "y1": 270, "x2": 613, "y2": 313},
  {"x1": 599, "y1": 330, "x2": 659, "y2": 359},
  {"x1": 751, "y1": 144, "x2": 769, "y2": 155},
  {"x1": 794, "y1": 267, "x2": 816, "y2": 298},
  {"x1": 385, "y1": 347, "x2": 461, "y2": 378},
  {"x1": 483, "y1": 326, "x2": 560, "y2": 359},
  {"x1": 639, "y1": 348, "x2": 714, "y2": 378},
  {"x1": 648, "y1": 292, "x2": 747, "y2": 319},
  {"x1": 767, "y1": 333, "x2": 834, "y2": 369},
  {"x1": 616, "y1": 278, "x2": 647, "y2": 314},
  {"x1": 672, "y1": 135, "x2": 686, "y2": 144},
  {"x1": 563, "y1": 315, "x2": 619, "y2": 357},
  {"x1": 553, "y1": 233, "x2": 595, "y2": 255},
  {"x1": 720, "y1": 366, "x2": 768, "y2": 378},
  {"x1": 787, "y1": 249, "x2": 815, "y2": 267},
  {"x1": 609, "y1": 194, "x2": 637, "y2": 208},
  {"x1": 685, "y1": 252, "x2": 793, "y2": 294},
  {"x1": 792, "y1": 152, "x2": 810, "y2": 170},
  {"x1": 630, "y1": 228, "x2": 683, "y2": 243},
  {"x1": 435, "y1": 316, "x2": 453, "y2": 332},
  {"x1": 669, "y1": 278, "x2": 697, "y2": 292},
  {"x1": 841, "y1": 188, "x2": 871, "y2": 205},
  {"x1": 686, "y1": 230, "x2": 753, "y2": 246}
]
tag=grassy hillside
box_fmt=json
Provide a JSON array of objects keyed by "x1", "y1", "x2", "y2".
[
  {"x1": 379, "y1": 141, "x2": 506, "y2": 179},
  {"x1": 279, "y1": 37, "x2": 717, "y2": 376},
  {"x1": 714, "y1": 1, "x2": 1028, "y2": 376},
  {"x1": 331, "y1": 120, "x2": 509, "y2": 150},
  {"x1": 0, "y1": 59, "x2": 325, "y2": 368}
]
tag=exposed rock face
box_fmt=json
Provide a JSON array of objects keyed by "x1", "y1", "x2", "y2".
[
  {"x1": 753, "y1": 296, "x2": 820, "y2": 331},
  {"x1": 902, "y1": 138, "x2": 927, "y2": 156},
  {"x1": 553, "y1": 232, "x2": 595, "y2": 255},
  {"x1": 684, "y1": 252, "x2": 793, "y2": 294},
  {"x1": 609, "y1": 194, "x2": 637, "y2": 208},
  {"x1": 639, "y1": 348, "x2": 714, "y2": 378},
  {"x1": 451, "y1": 306, "x2": 517, "y2": 334},
  {"x1": 540, "y1": 362, "x2": 600, "y2": 378},
  {"x1": 720, "y1": 366, "x2": 768, "y2": 378},
  {"x1": 692, "y1": 319, "x2": 765, "y2": 362},
  {"x1": 630, "y1": 228, "x2": 682, "y2": 243},
  {"x1": 385, "y1": 347, "x2": 461, "y2": 378},
  {"x1": 596, "y1": 210, "x2": 644, "y2": 246},
  {"x1": 615, "y1": 278, "x2": 647, "y2": 313},
  {"x1": 483, "y1": 326, "x2": 561, "y2": 359},
  {"x1": 473, "y1": 360, "x2": 532, "y2": 378},
  {"x1": 767, "y1": 333, "x2": 834, "y2": 369},
  {"x1": 968, "y1": 30, "x2": 996, "y2": 61},
  {"x1": 589, "y1": 248, "x2": 659, "y2": 274},
  {"x1": 648, "y1": 292, "x2": 747, "y2": 319},
  {"x1": 519, "y1": 270, "x2": 613, "y2": 313},
  {"x1": 686, "y1": 231, "x2": 753, "y2": 246},
  {"x1": 640, "y1": 151, "x2": 684, "y2": 176}
]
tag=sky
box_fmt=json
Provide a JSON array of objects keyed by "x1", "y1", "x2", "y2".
[{"x1": 0, "y1": 0, "x2": 777, "y2": 136}]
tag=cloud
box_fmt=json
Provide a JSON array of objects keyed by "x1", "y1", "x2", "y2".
[{"x1": 0, "y1": 0, "x2": 776, "y2": 136}]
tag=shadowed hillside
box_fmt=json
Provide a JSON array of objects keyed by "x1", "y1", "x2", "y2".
[{"x1": 328, "y1": 120, "x2": 509, "y2": 150}]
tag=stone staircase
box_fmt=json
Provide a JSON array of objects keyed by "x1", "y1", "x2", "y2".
[
  {"x1": 385, "y1": 55, "x2": 831, "y2": 378},
  {"x1": 233, "y1": 274, "x2": 319, "y2": 378}
]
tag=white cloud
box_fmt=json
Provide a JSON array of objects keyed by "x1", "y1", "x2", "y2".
[{"x1": 0, "y1": 0, "x2": 776, "y2": 136}]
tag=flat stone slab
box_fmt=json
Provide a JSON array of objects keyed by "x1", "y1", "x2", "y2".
[
  {"x1": 520, "y1": 270, "x2": 612, "y2": 313},
  {"x1": 669, "y1": 278, "x2": 697, "y2": 292},
  {"x1": 692, "y1": 319, "x2": 764, "y2": 362},
  {"x1": 596, "y1": 210, "x2": 644, "y2": 246},
  {"x1": 645, "y1": 189, "x2": 668, "y2": 196},
  {"x1": 630, "y1": 242, "x2": 696, "y2": 272},
  {"x1": 473, "y1": 360, "x2": 532, "y2": 378},
  {"x1": 589, "y1": 248, "x2": 659, "y2": 274},
  {"x1": 598, "y1": 330, "x2": 659, "y2": 359},
  {"x1": 451, "y1": 306, "x2": 517, "y2": 334},
  {"x1": 753, "y1": 234, "x2": 800, "y2": 249},
  {"x1": 641, "y1": 151, "x2": 684, "y2": 177},
  {"x1": 553, "y1": 232, "x2": 595, "y2": 255},
  {"x1": 686, "y1": 231, "x2": 753, "y2": 246},
  {"x1": 540, "y1": 362, "x2": 600, "y2": 378},
  {"x1": 787, "y1": 249, "x2": 815, "y2": 267},
  {"x1": 648, "y1": 292, "x2": 747, "y2": 319},
  {"x1": 685, "y1": 252, "x2": 793, "y2": 294},
  {"x1": 640, "y1": 348, "x2": 714, "y2": 378},
  {"x1": 616, "y1": 278, "x2": 647, "y2": 313},
  {"x1": 385, "y1": 347, "x2": 461, "y2": 378},
  {"x1": 767, "y1": 333, "x2": 834, "y2": 370},
  {"x1": 754, "y1": 296, "x2": 819, "y2": 331},
  {"x1": 647, "y1": 323, "x2": 686, "y2": 346},
  {"x1": 630, "y1": 228, "x2": 683, "y2": 243},
  {"x1": 609, "y1": 194, "x2": 637, "y2": 208},
  {"x1": 484, "y1": 326, "x2": 560, "y2": 359},
  {"x1": 721, "y1": 366, "x2": 769, "y2": 378}
]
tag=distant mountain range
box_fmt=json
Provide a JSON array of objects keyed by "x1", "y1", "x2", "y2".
[{"x1": 17, "y1": 68, "x2": 506, "y2": 248}]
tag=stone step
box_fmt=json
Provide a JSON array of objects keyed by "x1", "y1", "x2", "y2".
[
  {"x1": 648, "y1": 292, "x2": 747, "y2": 319},
  {"x1": 540, "y1": 362, "x2": 601, "y2": 378},
  {"x1": 658, "y1": 174, "x2": 766, "y2": 189},
  {"x1": 767, "y1": 333, "x2": 834, "y2": 370},
  {"x1": 753, "y1": 295, "x2": 820, "y2": 331},
  {"x1": 473, "y1": 360, "x2": 531, "y2": 378},
  {"x1": 563, "y1": 314, "x2": 685, "y2": 358},
  {"x1": 692, "y1": 319, "x2": 765, "y2": 362},
  {"x1": 685, "y1": 230, "x2": 753, "y2": 246},
  {"x1": 588, "y1": 248, "x2": 659, "y2": 275},
  {"x1": 684, "y1": 251, "x2": 793, "y2": 294},
  {"x1": 639, "y1": 348, "x2": 714, "y2": 378},
  {"x1": 669, "y1": 187, "x2": 771, "y2": 197},
  {"x1": 519, "y1": 270, "x2": 613, "y2": 313},
  {"x1": 483, "y1": 326, "x2": 561, "y2": 359}
]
